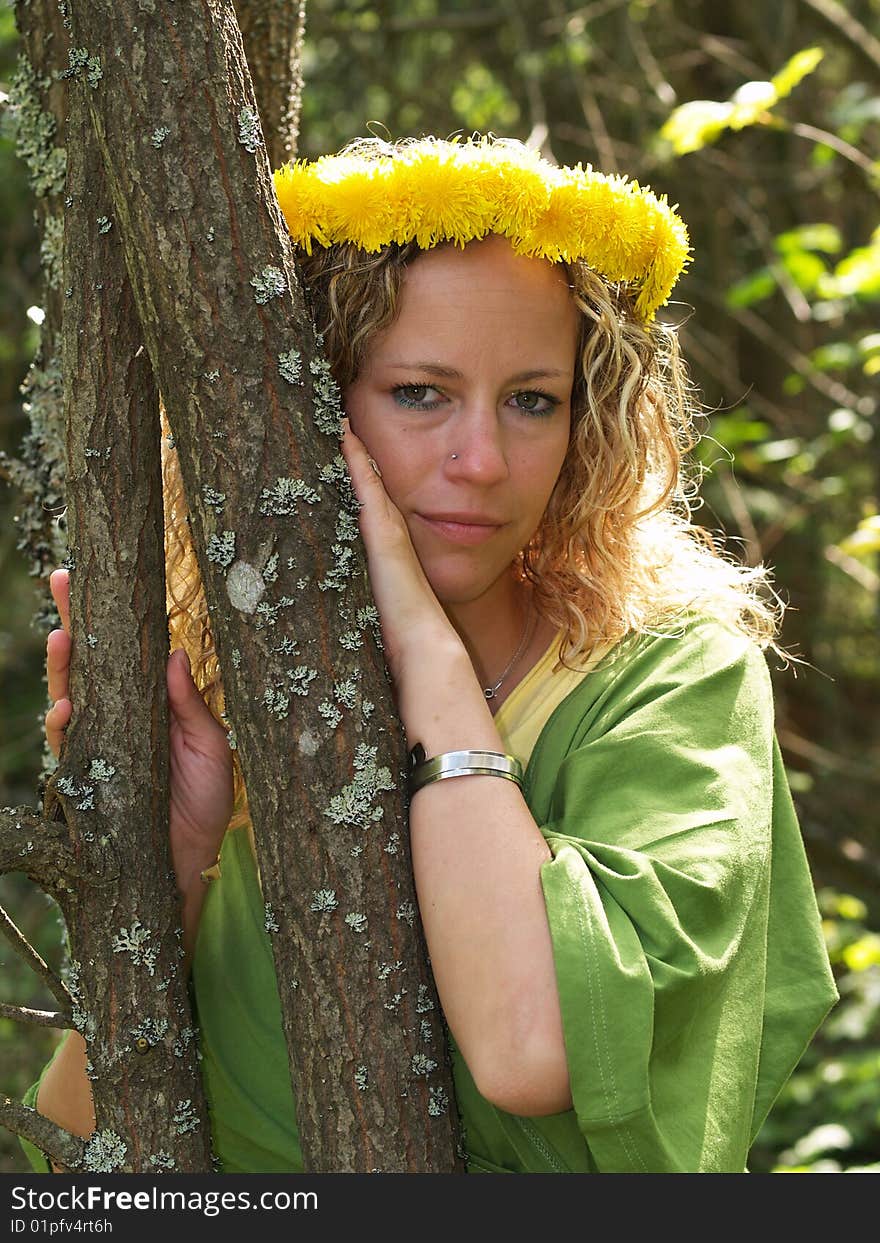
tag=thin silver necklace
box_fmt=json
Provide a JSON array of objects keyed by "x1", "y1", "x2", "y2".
[{"x1": 483, "y1": 599, "x2": 535, "y2": 701}]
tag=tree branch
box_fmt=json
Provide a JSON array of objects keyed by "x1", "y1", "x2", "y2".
[
  {"x1": 0, "y1": 806, "x2": 73, "y2": 880},
  {"x1": 0, "y1": 1002, "x2": 72, "y2": 1028},
  {"x1": 687, "y1": 277, "x2": 877, "y2": 418},
  {"x1": 550, "y1": 0, "x2": 619, "y2": 171},
  {"x1": 0, "y1": 899, "x2": 74, "y2": 1014},
  {"x1": 784, "y1": 119, "x2": 880, "y2": 182},
  {"x1": 824, "y1": 542, "x2": 880, "y2": 593},
  {"x1": 798, "y1": 0, "x2": 880, "y2": 78},
  {"x1": 0, "y1": 1098, "x2": 85, "y2": 1171},
  {"x1": 627, "y1": 15, "x2": 676, "y2": 107}
]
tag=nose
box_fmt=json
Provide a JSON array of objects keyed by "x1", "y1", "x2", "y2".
[{"x1": 443, "y1": 408, "x2": 510, "y2": 487}]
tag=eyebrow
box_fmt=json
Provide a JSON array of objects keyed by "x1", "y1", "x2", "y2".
[{"x1": 383, "y1": 362, "x2": 572, "y2": 383}]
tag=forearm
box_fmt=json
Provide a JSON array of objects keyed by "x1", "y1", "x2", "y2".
[
  {"x1": 175, "y1": 852, "x2": 216, "y2": 974},
  {"x1": 400, "y1": 638, "x2": 572, "y2": 1116}
]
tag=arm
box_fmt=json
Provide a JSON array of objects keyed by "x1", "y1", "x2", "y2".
[{"x1": 401, "y1": 639, "x2": 572, "y2": 1117}]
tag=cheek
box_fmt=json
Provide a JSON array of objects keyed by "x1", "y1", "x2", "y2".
[{"x1": 529, "y1": 428, "x2": 571, "y2": 510}]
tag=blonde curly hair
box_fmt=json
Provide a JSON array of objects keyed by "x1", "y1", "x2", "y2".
[
  {"x1": 300, "y1": 239, "x2": 787, "y2": 654},
  {"x1": 162, "y1": 225, "x2": 789, "y2": 831}
]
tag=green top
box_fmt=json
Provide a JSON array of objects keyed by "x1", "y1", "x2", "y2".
[{"x1": 21, "y1": 615, "x2": 837, "y2": 1173}]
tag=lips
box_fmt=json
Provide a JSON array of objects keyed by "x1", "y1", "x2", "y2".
[{"x1": 415, "y1": 512, "x2": 504, "y2": 546}]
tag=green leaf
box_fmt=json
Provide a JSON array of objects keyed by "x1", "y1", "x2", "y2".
[
  {"x1": 709, "y1": 410, "x2": 770, "y2": 450},
  {"x1": 660, "y1": 47, "x2": 826, "y2": 154},
  {"x1": 775, "y1": 223, "x2": 843, "y2": 255},
  {"x1": 819, "y1": 226, "x2": 880, "y2": 300},
  {"x1": 842, "y1": 934, "x2": 880, "y2": 972},
  {"x1": 753, "y1": 437, "x2": 803, "y2": 463},
  {"x1": 725, "y1": 267, "x2": 776, "y2": 308},
  {"x1": 809, "y1": 341, "x2": 859, "y2": 371},
  {"x1": 771, "y1": 47, "x2": 825, "y2": 99},
  {"x1": 857, "y1": 333, "x2": 880, "y2": 357},
  {"x1": 839, "y1": 515, "x2": 880, "y2": 557},
  {"x1": 781, "y1": 250, "x2": 827, "y2": 293},
  {"x1": 728, "y1": 80, "x2": 777, "y2": 130}
]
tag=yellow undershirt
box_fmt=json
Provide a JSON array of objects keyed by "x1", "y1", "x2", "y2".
[{"x1": 493, "y1": 631, "x2": 618, "y2": 769}]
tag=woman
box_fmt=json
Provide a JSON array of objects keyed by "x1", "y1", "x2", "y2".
[{"x1": 28, "y1": 135, "x2": 837, "y2": 1173}]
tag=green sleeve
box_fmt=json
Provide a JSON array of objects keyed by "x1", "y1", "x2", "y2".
[{"x1": 532, "y1": 618, "x2": 837, "y2": 1173}]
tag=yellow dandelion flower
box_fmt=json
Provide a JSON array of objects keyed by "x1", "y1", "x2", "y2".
[
  {"x1": 273, "y1": 161, "x2": 328, "y2": 253},
  {"x1": 319, "y1": 164, "x2": 397, "y2": 252},
  {"x1": 271, "y1": 136, "x2": 691, "y2": 319},
  {"x1": 460, "y1": 140, "x2": 551, "y2": 240},
  {"x1": 394, "y1": 142, "x2": 494, "y2": 249}
]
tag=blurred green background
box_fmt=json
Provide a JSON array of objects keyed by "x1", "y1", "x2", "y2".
[{"x1": 1, "y1": 0, "x2": 878, "y2": 1173}]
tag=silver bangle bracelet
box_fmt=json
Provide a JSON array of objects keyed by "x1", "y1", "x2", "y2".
[{"x1": 407, "y1": 743, "x2": 524, "y2": 797}]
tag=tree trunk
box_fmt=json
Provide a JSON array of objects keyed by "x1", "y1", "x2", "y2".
[
  {"x1": 2, "y1": 0, "x2": 71, "y2": 607},
  {"x1": 3, "y1": 0, "x2": 462, "y2": 1173},
  {"x1": 235, "y1": 0, "x2": 307, "y2": 169},
  {"x1": 0, "y1": 54, "x2": 213, "y2": 1171}
]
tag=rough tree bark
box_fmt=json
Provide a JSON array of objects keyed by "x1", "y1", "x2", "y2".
[
  {"x1": 0, "y1": 60, "x2": 214, "y2": 1171},
  {"x1": 2, "y1": 0, "x2": 462, "y2": 1173},
  {"x1": 1, "y1": 0, "x2": 70, "y2": 607},
  {"x1": 235, "y1": 0, "x2": 307, "y2": 169}
]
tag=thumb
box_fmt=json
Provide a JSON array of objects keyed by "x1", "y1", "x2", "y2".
[{"x1": 167, "y1": 648, "x2": 212, "y2": 732}]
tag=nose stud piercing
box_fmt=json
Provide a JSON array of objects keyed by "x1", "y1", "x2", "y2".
[{"x1": 450, "y1": 453, "x2": 459, "y2": 460}]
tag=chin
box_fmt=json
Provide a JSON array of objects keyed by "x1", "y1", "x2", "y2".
[{"x1": 422, "y1": 563, "x2": 513, "y2": 608}]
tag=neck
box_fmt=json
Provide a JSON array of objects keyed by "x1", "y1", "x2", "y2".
[{"x1": 443, "y1": 571, "x2": 535, "y2": 695}]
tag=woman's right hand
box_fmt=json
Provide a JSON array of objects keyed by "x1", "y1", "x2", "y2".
[{"x1": 46, "y1": 569, "x2": 235, "y2": 921}]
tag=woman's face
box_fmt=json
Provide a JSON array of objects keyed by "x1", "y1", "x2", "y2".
[{"x1": 343, "y1": 234, "x2": 579, "y2": 608}]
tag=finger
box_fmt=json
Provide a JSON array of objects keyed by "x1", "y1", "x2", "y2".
[
  {"x1": 46, "y1": 628, "x2": 71, "y2": 703},
  {"x1": 340, "y1": 418, "x2": 395, "y2": 518},
  {"x1": 49, "y1": 569, "x2": 71, "y2": 633},
  {"x1": 45, "y1": 698, "x2": 71, "y2": 759},
  {"x1": 166, "y1": 649, "x2": 218, "y2": 739}
]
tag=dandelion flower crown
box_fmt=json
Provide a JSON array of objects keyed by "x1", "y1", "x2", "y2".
[{"x1": 273, "y1": 135, "x2": 691, "y2": 323}]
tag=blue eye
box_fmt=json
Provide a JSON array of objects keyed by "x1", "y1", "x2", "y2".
[
  {"x1": 392, "y1": 384, "x2": 444, "y2": 409},
  {"x1": 511, "y1": 390, "x2": 559, "y2": 417}
]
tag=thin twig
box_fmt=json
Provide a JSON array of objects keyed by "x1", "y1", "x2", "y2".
[
  {"x1": 687, "y1": 276, "x2": 876, "y2": 417},
  {"x1": 777, "y1": 727, "x2": 880, "y2": 783},
  {"x1": 824, "y1": 542, "x2": 880, "y2": 593},
  {"x1": 693, "y1": 32, "x2": 769, "y2": 82},
  {"x1": 797, "y1": 0, "x2": 880, "y2": 77},
  {"x1": 627, "y1": 17, "x2": 676, "y2": 106},
  {"x1": 0, "y1": 1001, "x2": 72, "y2": 1027},
  {"x1": 0, "y1": 1097, "x2": 85, "y2": 1171},
  {"x1": 715, "y1": 469, "x2": 763, "y2": 565},
  {"x1": 539, "y1": 0, "x2": 630, "y2": 36},
  {"x1": 0, "y1": 902, "x2": 74, "y2": 1013},
  {"x1": 731, "y1": 192, "x2": 813, "y2": 323},
  {"x1": 549, "y1": 0, "x2": 619, "y2": 171},
  {"x1": 785, "y1": 120, "x2": 880, "y2": 184},
  {"x1": 679, "y1": 321, "x2": 799, "y2": 432}
]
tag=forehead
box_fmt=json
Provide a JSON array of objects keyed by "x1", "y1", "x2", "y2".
[
  {"x1": 370, "y1": 235, "x2": 578, "y2": 367},
  {"x1": 404, "y1": 233, "x2": 573, "y2": 304}
]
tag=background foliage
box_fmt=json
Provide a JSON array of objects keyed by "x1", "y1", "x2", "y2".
[{"x1": 1, "y1": 0, "x2": 877, "y2": 1173}]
